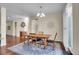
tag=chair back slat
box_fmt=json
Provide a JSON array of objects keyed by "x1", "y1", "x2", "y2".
[{"x1": 54, "y1": 32, "x2": 57, "y2": 41}]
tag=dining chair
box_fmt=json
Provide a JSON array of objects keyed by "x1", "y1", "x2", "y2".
[
  {"x1": 33, "y1": 31, "x2": 44, "y2": 47},
  {"x1": 38, "y1": 31, "x2": 44, "y2": 35},
  {"x1": 23, "y1": 32, "x2": 29, "y2": 44},
  {"x1": 52, "y1": 32, "x2": 57, "y2": 49},
  {"x1": 48, "y1": 32, "x2": 57, "y2": 42},
  {"x1": 36, "y1": 31, "x2": 44, "y2": 42},
  {"x1": 53, "y1": 32, "x2": 57, "y2": 41},
  {"x1": 28, "y1": 33, "x2": 37, "y2": 44}
]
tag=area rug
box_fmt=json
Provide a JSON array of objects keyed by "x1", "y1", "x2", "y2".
[{"x1": 8, "y1": 42, "x2": 67, "y2": 55}]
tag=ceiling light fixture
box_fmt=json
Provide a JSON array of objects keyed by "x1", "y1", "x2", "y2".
[{"x1": 36, "y1": 6, "x2": 45, "y2": 18}]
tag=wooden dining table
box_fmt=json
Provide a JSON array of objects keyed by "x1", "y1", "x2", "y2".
[
  {"x1": 29, "y1": 34, "x2": 50, "y2": 39},
  {"x1": 26, "y1": 34, "x2": 51, "y2": 47}
]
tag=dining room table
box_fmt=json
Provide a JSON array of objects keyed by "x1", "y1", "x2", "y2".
[{"x1": 26, "y1": 34, "x2": 51, "y2": 47}]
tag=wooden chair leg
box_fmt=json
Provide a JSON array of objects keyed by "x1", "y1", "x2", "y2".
[
  {"x1": 52, "y1": 41, "x2": 55, "y2": 50},
  {"x1": 24, "y1": 39, "x2": 26, "y2": 44}
]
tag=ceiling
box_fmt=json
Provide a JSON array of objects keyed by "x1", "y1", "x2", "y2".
[{"x1": 0, "y1": 3, "x2": 66, "y2": 20}]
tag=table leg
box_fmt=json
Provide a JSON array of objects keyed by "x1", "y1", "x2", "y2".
[{"x1": 44, "y1": 38, "x2": 48, "y2": 48}]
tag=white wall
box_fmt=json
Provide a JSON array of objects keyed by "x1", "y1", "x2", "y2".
[
  {"x1": 0, "y1": 7, "x2": 6, "y2": 46},
  {"x1": 15, "y1": 18, "x2": 30, "y2": 37},
  {"x1": 6, "y1": 21, "x2": 13, "y2": 36},
  {"x1": 6, "y1": 17, "x2": 30, "y2": 37},
  {"x1": 31, "y1": 13, "x2": 63, "y2": 41}
]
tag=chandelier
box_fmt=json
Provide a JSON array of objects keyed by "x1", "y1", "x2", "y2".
[{"x1": 36, "y1": 6, "x2": 45, "y2": 18}]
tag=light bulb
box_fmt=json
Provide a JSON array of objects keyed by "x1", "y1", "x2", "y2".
[
  {"x1": 37, "y1": 13, "x2": 40, "y2": 17},
  {"x1": 40, "y1": 15, "x2": 43, "y2": 18},
  {"x1": 41, "y1": 13, "x2": 45, "y2": 17}
]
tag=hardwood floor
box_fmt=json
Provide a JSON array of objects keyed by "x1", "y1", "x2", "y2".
[
  {"x1": 0, "y1": 35, "x2": 65, "y2": 55},
  {"x1": 0, "y1": 35, "x2": 21, "y2": 55}
]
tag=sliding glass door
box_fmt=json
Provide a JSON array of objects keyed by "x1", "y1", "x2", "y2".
[{"x1": 63, "y1": 4, "x2": 73, "y2": 50}]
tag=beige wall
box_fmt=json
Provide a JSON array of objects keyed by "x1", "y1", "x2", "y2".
[
  {"x1": 70, "y1": 3, "x2": 79, "y2": 55},
  {"x1": 0, "y1": 9, "x2": 1, "y2": 32},
  {"x1": 63, "y1": 3, "x2": 79, "y2": 55},
  {"x1": 31, "y1": 12, "x2": 63, "y2": 41}
]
